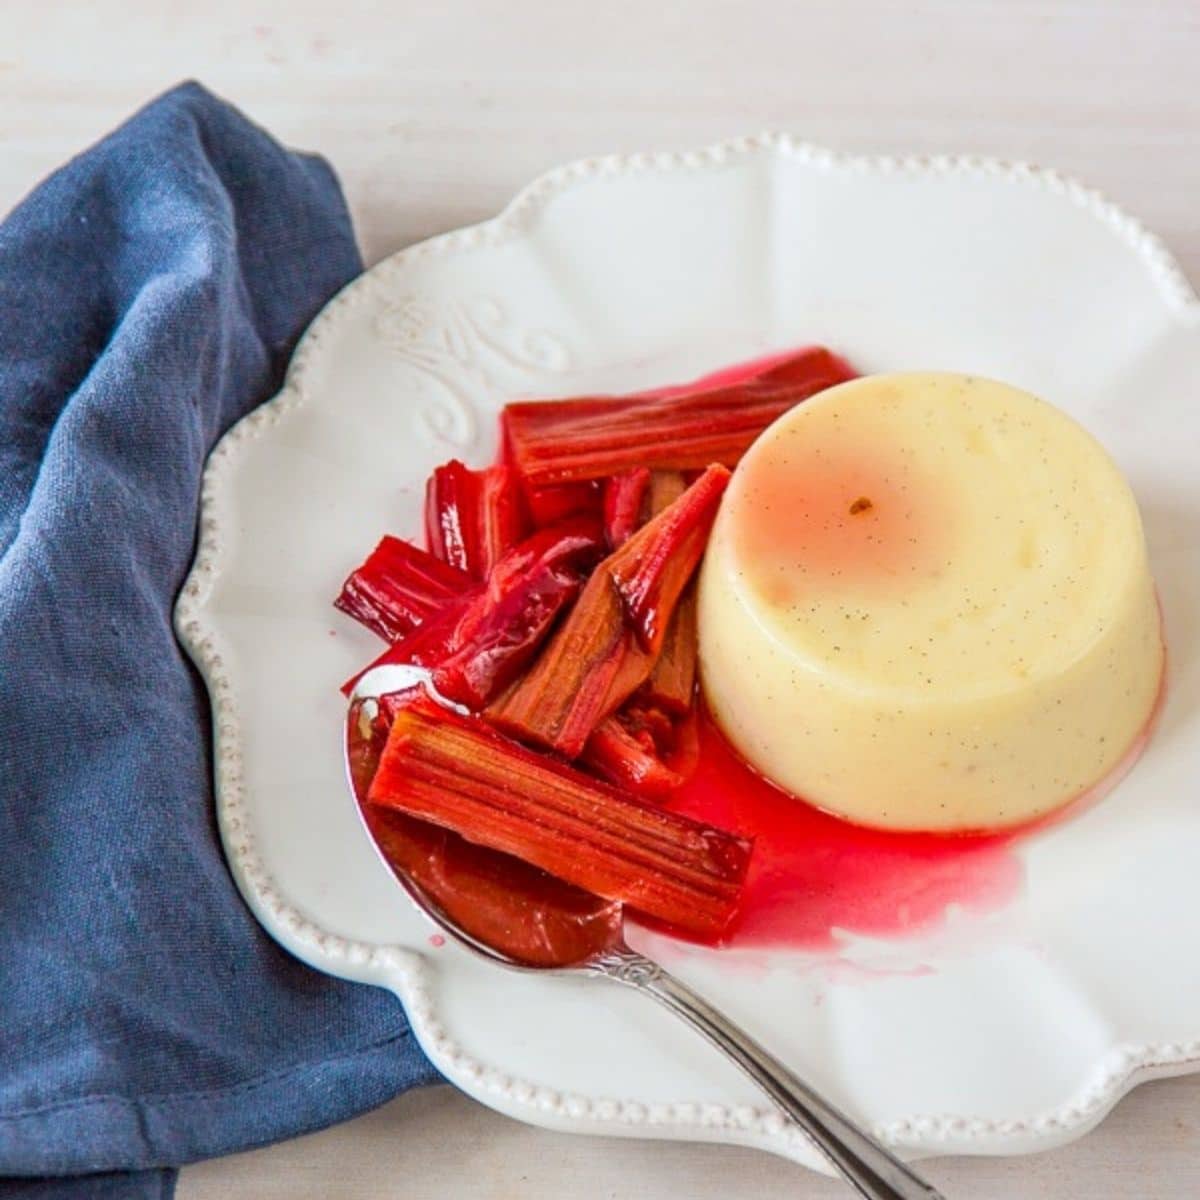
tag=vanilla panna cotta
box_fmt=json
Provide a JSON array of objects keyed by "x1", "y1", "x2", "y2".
[{"x1": 698, "y1": 372, "x2": 1164, "y2": 832}]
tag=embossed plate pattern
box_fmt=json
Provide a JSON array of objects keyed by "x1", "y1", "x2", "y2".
[{"x1": 176, "y1": 135, "x2": 1200, "y2": 1173}]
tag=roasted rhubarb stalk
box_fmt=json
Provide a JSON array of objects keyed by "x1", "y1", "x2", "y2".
[
  {"x1": 426, "y1": 460, "x2": 528, "y2": 580},
  {"x1": 616, "y1": 700, "x2": 676, "y2": 754},
  {"x1": 335, "y1": 536, "x2": 472, "y2": 642},
  {"x1": 343, "y1": 517, "x2": 604, "y2": 703},
  {"x1": 486, "y1": 567, "x2": 653, "y2": 757},
  {"x1": 432, "y1": 525, "x2": 598, "y2": 708},
  {"x1": 603, "y1": 467, "x2": 651, "y2": 549},
  {"x1": 634, "y1": 471, "x2": 697, "y2": 710},
  {"x1": 425, "y1": 459, "x2": 476, "y2": 573},
  {"x1": 368, "y1": 694, "x2": 751, "y2": 939},
  {"x1": 502, "y1": 347, "x2": 855, "y2": 488},
  {"x1": 581, "y1": 716, "x2": 682, "y2": 799},
  {"x1": 487, "y1": 466, "x2": 729, "y2": 755},
  {"x1": 342, "y1": 598, "x2": 465, "y2": 696},
  {"x1": 522, "y1": 480, "x2": 602, "y2": 529},
  {"x1": 609, "y1": 465, "x2": 728, "y2": 650},
  {"x1": 640, "y1": 586, "x2": 698, "y2": 714}
]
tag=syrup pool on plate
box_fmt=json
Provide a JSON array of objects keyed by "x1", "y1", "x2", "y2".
[{"x1": 662, "y1": 708, "x2": 1024, "y2": 951}]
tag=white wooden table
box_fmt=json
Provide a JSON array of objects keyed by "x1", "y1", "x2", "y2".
[{"x1": 4, "y1": 2, "x2": 1196, "y2": 1195}]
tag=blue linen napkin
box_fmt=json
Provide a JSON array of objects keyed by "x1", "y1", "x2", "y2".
[{"x1": 0, "y1": 82, "x2": 440, "y2": 1198}]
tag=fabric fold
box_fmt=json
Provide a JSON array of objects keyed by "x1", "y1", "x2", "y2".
[{"x1": 0, "y1": 81, "x2": 439, "y2": 1183}]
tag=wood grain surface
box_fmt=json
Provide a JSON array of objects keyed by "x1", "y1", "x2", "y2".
[{"x1": 2, "y1": 2, "x2": 1195, "y2": 1195}]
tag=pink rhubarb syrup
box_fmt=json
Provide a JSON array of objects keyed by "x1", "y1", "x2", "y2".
[
  {"x1": 663, "y1": 709, "x2": 1023, "y2": 951},
  {"x1": 666, "y1": 653, "x2": 1165, "y2": 952}
]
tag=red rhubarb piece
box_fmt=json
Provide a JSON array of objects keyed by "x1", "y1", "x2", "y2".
[
  {"x1": 500, "y1": 417, "x2": 603, "y2": 528},
  {"x1": 475, "y1": 464, "x2": 527, "y2": 577},
  {"x1": 603, "y1": 467, "x2": 651, "y2": 549},
  {"x1": 367, "y1": 693, "x2": 751, "y2": 940},
  {"x1": 334, "y1": 536, "x2": 471, "y2": 643},
  {"x1": 609, "y1": 464, "x2": 729, "y2": 651},
  {"x1": 432, "y1": 560, "x2": 584, "y2": 708},
  {"x1": 638, "y1": 469, "x2": 696, "y2": 711},
  {"x1": 486, "y1": 468, "x2": 727, "y2": 754},
  {"x1": 581, "y1": 717, "x2": 683, "y2": 799},
  {"x1": 486, "y1": 567, "x2": 654, "y2": 756},
  {"x1": 502, "y1": 347, "x2": 855, "y2": 488},
  {"x1": 426, "y1": 460, "x2": 528, "y2": 580},
  {"x1": 342, "y1": 598, "x2": 468, "y2": 696},
  {"x1": 616, "y1": 700, "x2": 677, "y2": 755},
  {"x1": 523, "y1": 480, "x2": 602, "y2": 528},
  {"x1": 640, "y1": 586, "x2": 698, "y2": 714},
  {"x1": 343, "y1": 517, "x2": 604, "y2": 701},
  {"x1": 425, "y1": 459, "x2": 477, "y2": 573}
]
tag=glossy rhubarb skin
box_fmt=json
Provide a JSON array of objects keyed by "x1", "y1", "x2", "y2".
[
  {"x1": 523, "y1": 480, "x2": 602, "y2": 528},
  {"x1": 425, "y1": 460, "x2": 528, "y2": 580},
  {"x1": 475, "y1": 464, "x2": 528, "y2": 577},
  {"x1": 343, "y1": 597, "x2": 466, "y2": 696},
  {"x1": 603, "y1": 467, "x2": 651, "y2": 549},
  {"x1": 425, "y1": 459, "x2": 475, "y2": 572},
  {"x1": 581, "y1": 717, "x2": 683, "y2": 799},
  {"x1": 502, "y1": 347, "x2": 856, "y2": 488},
  {"x1": 334, "y1": 536, "x2": 472, "y2": 643},
  {"x1": 432, "y1": 554, "x2": 587, "y2": 708},
  {"x1": 486, "y1": 468, "x2": 728, "y2": 757},
  {"x1": 498, "y1": 421, "x2": 603, "y2": 529},
  {"x1": 367, "y1": 693, "x2": 751, "y2": 939},
  {"x1": 342, "y1": 517, "x2": 603, "y2": 701},
  {"x1": 610, "y1": 465, "x2": 729, "y2": 651},
  {"x1": 641, "y1": 586, "x2": 698, "y2": 714},
  {"x1": 486, "y1": 568, "x2": 654, "y2": 756},
  {"x1": 637, "y1": 470, "x2": 694, "y2": 705}
]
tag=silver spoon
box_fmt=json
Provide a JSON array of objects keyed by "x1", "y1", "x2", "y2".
[{"x1": 350, "y1": 666, "x2": 946, "y2": 1200}]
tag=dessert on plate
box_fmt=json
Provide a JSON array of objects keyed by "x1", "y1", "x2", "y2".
[
  {"x1": 700, "y1": 371, "x2": 1164, "y2": 832},
  {"x1": 333, "y1": 351, "x2": 1165, "y2": 949}
]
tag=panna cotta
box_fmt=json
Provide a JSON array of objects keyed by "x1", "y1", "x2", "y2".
[{"x1": 698, "y1": 372, "x2": 1164, "y2": 832}]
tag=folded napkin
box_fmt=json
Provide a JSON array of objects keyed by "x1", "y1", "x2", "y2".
[{"x1": 0, "y1": 82, "x2": 439, "y2": 1199}]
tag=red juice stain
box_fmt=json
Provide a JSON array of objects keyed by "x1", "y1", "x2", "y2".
[
  {"x1": 666, "y1": 710, "x2": 1024, "y2": 951},
  {"x1": 725, "y1": 421, "x2": 949, "y2": 605}
]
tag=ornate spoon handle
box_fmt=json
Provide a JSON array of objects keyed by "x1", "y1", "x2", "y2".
[{"x1": 591, "y1": 946, "x2": 945, "y2": 1200}]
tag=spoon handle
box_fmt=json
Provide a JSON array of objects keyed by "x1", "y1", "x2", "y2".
[{"x1": 591, "y1": 947, "x2": 945, "y2": 1200}]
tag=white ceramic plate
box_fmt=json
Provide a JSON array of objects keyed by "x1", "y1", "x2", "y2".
[{"x1": 176, "y1": 134, "x2": 1200, "y2": 1173}]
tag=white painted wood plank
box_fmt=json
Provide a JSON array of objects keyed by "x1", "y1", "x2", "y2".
[{"x1": 3, "y1": 2, "x2": 1194, "y2": 1193}]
